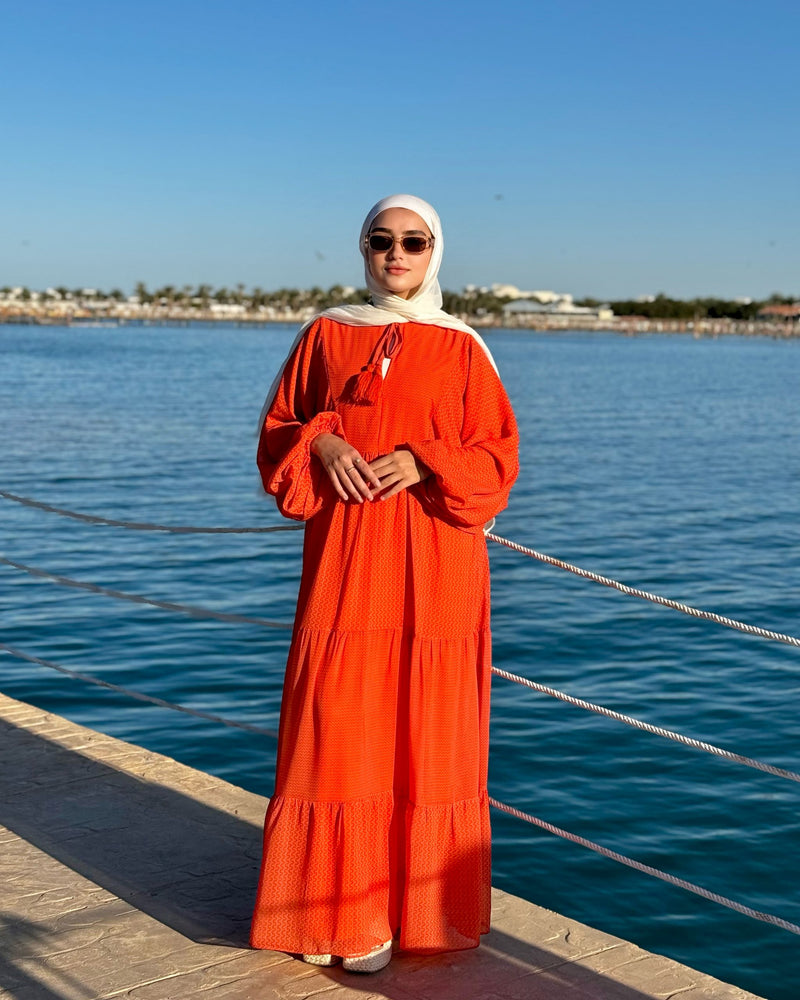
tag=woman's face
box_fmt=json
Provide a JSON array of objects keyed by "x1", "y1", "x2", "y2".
[{"x1": 366, "y1": 207, "x2": 433, "y2": 300}]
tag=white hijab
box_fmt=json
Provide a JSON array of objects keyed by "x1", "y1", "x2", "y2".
[{"x1": 258, "y1": 194, "x2": 497, "y2": 430}]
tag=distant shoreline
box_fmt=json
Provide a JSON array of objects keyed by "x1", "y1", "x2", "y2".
[{"x1": 1, "y1": 308, "x2": 798, "y2": 339}]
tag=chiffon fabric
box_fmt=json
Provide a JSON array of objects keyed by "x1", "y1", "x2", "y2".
[{"x1": 250, "y1": 314, "x2": 519, "y2": 958}]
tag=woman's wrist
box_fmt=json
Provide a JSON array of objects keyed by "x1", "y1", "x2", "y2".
[
  {"x1": 311, "y1": 432, "x2": 336, "y2": 457},
  {"x1": 413, "y1": 455, "x2": 432, "y2": 481}
]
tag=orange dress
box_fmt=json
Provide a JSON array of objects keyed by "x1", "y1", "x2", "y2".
[{"x1": 250, "y1": 317, "x2": 519, "y2": 957}]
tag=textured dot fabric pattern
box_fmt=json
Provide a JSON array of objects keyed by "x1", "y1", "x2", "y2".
[{"x1": 250, "y1": 318, "x2": 519, "y2": 958}]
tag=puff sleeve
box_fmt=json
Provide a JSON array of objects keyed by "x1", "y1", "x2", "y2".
[
  {"x1": 257, "y1": 322, "x2": 343, "y2": 521},
  {"x1": 406, "y1": 337, "x2": 519, "y2": 530}
]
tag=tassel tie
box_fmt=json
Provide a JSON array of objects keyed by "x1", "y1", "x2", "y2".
[{"x1": 342, "y1": 323, "x2": 403, "y2": 405}]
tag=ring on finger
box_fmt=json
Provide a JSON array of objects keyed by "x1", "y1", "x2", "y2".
[{"x1": 345, "y1": 466, "x2": 356, "y2": 473}]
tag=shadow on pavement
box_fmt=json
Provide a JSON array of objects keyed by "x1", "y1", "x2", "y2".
[{"x1": 0, "y1": 712, "x2": 665, "y2": 1000}]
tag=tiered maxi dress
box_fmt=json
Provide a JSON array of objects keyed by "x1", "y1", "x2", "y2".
[{"x1": 250, "y1": 316, "x2": 519, "y2": 958}]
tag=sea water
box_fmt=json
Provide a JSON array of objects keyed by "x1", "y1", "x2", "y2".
[{"x1": 2, "y1": 324, "x2": 798, "y2": 999}]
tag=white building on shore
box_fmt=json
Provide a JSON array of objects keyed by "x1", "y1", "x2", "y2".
[{"x1": 500, "y1": 290, "x2": 614, "y2": 322}]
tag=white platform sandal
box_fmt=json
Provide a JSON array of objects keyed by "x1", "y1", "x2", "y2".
[
  {"x1": 342, "y1": 940, "x2": 392, "y2": 973},
  {"x1": 301, "y1": 953, "x2": 340, "y2": 966}
]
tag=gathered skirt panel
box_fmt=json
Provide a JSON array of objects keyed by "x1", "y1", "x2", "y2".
[
  {"x1": 273, "y1": 626, "x2": 491, "y2": 803},
  {"x1": 249, "y1": 626, "x2": 492, "y2": 956},
  {"x1": 250, "y1": 789, "x2": 491, "y2": 956},
  {"x1": 250, "y1": 790, "x2": 395, "y2": 958}
]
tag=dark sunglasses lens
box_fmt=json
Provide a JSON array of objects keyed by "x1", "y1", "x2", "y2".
[
  {"x1": 368, "y1": 233, "x2": 393, "y2": 252},
  {"x1": 401, "y1": 237, "x2": 429, "y2": 254}
]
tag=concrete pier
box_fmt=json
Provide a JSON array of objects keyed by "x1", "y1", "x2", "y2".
[{"x1": 0, "y1": 691, "x2": 763, "y2": 1000}]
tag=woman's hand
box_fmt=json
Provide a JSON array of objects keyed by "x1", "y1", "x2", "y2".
[
  {"x1": 311, "y1": 433, "x2": 381, "y2": 503},
  {"x1": 369, "y1": 450, "x2": 431, "y2": 501}
]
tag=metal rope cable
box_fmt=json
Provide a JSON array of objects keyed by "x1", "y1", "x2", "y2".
[
  {"x1": 3, "y1": 490, "x2": 798, "y2": 647},
  {"x1": 0, "y1": 555, "x2": 294, "y2": 630},
  {"x1": 2, "y1": 641, "x2": 796, "y2": 938},
  {"x1": 0, "y1": 490, "x2": 305, "y2": 534},
  {"x1": 490, "y1": 666, "x2": 800, "y2": 784},
  {"x1": 486, "y1": 532, "x2": 800, "y2": 649},
  {"x1": 488, "y1": 797, "x2": 800, "y2": 937},
  {"x1": 0, "y1": 643, "x2": 279, "y2": 738},
  {"x1": 4, "y1": 491, "x2": 799, "y2": 935},
  {"x1": 3, "y1": 551, "x2": 797, "y2": 783}
]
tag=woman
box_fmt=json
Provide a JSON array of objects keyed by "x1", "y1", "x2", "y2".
[{"x1": 250, "y1": 194, "x2": 519, "y2": 972}]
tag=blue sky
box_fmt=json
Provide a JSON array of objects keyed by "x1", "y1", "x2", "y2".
[{"x1": 2, "y1": 0, "x2": 798, "y2": 299}]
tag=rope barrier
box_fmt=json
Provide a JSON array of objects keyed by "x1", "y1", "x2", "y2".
[
  {"x1": 490, "y1": 666, "x2": 800, "y2": 784},
  {"x1": 3, "y1": 640, "x2": 796, "y2": 938},
  {"x1": 3, "y1": 490, "x2": 798, "y2": 649},
  {"x1": 3, "y1": 549, "x2": 797, "y2": 783},
  {"x1": 0, "y1": 555, "x2": 294, "y2": 630},
  {"x1": 488, "y1": 797, "x2": 800, "y2": 936},
  {"x1": 4, "y1": 492, "x2": 799, "y2": 939},
  {"x1": 0, "y1": 490, "x2": 305, "y2": 534},
  {"x1": 486, "y1": 532, "x2": 800, "y2": 649},
  {"x1": 0, "y1": 643, "x2": 279, "y2": 738}
]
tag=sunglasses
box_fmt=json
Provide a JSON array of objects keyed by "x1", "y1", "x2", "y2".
[{"x1": 364, "y1": 232, "x2": 434, "y2": 255}]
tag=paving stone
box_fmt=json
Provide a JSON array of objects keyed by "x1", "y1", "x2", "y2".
[{"x1": 0, "y1": 692, "x2": 765, "y2": 1000}]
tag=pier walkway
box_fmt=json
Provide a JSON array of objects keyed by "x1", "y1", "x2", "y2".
[{"x1": 0, "y1": 692, "x2": 763, "y2": 1000}]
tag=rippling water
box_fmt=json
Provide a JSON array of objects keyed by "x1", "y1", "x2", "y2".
[{"x1": 2, "y1": 323, "x2": 798, "y2": 999}]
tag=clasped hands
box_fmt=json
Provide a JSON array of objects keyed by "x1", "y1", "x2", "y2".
[{"x1": 311, "y1": 432, "x2": 430, "y2": 503}]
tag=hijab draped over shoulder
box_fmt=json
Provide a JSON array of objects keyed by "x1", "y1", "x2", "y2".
[{"x1": 258, "y1": 194, "x2": 497, "y2": 430}]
